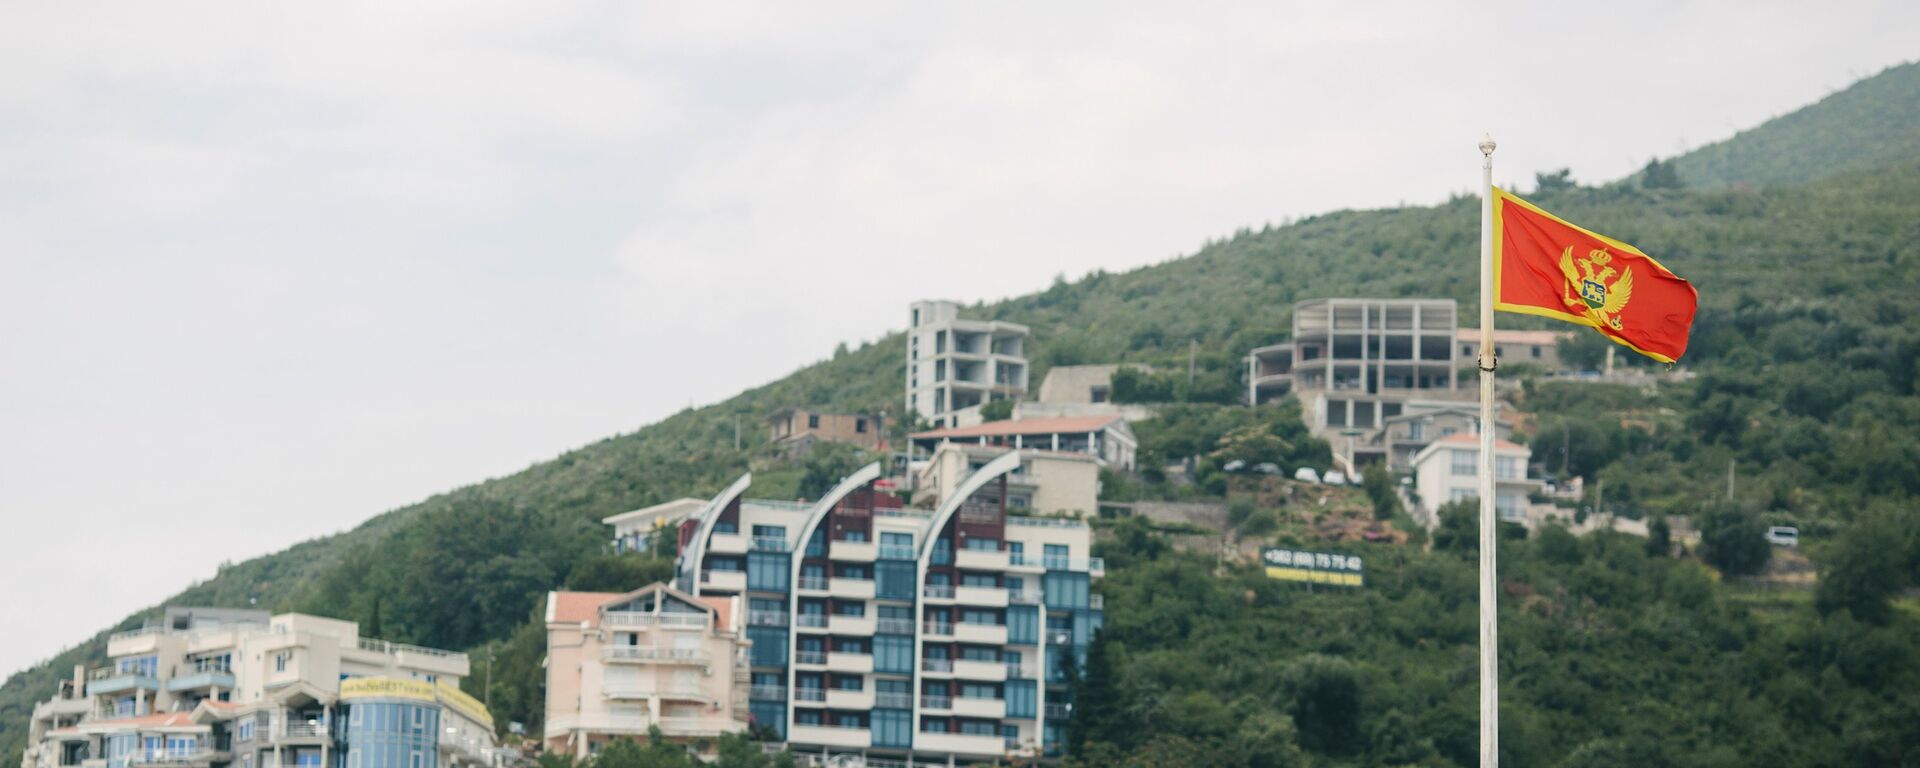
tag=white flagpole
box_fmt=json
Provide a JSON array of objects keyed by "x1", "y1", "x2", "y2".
[{"x1": 1476, "y1": 134, "x2": 1500, "y2": 768}]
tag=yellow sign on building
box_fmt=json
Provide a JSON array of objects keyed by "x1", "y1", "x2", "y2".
[{"x1": 339, "y1": 677, "x2": 437, "y2": 703}]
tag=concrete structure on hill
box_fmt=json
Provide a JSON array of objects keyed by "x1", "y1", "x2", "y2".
[
  {"x1": 768, "y1": 410, "x2": 884, "y2": 454},
  {"x1": 1369, "y1": 403, "x2": 1513, "y2": 473},
  {"x1": 908, "y1": 415, "x2": 1135, "y2": 473},
  {"x1": 1409, "y1": 432, "x2": 1541, "y2": 524},
  {"x1": 662, "y1": 459, "x2": 1104, "y2": 763},
  {"x1": 1247, "y1": 298, "x2": 1468, "y2": 469},
  {"x1": 906, "y1": 301, "x2": 1029, "y2": 430},
  {"x1": 605, "y1": 498, "x2": 709, "y2": 555},
  {"x1": 914, "y1": 444, "x2": 1099, "y2": 518},
  {"x1": 21, "y1": 609, "x2": 503, "y2": 768},
  {"x1": 1456, "y1": 328, "x2": 1573, "y2": 372},
  {"x1": 541, "y1": 585, "x2": 750, "y2": 759}
]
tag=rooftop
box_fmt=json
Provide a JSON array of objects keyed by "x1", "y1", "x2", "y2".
[{"x1": 911, "y1": 415, "x2": 1123, "y2": 440}]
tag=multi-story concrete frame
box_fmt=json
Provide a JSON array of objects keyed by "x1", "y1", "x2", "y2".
[
  {"x1": 1247, "y1": 298, "x2": 1465, "y2": 467},
  {"x1": 21, "y1": 610, "x2": 500, "y2": 768},
  {"x1": 907, "y1": 300, "x2": 1030, "y2": 429},
  {"x1": 542, "y1": 585, "x2": 750, "y2": 759},
  {"x1": 666, "y1": 458, "x2": 1103, "y2": 764}
]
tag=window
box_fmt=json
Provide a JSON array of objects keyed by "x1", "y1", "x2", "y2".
[
  {"x1": 274, "y1": 652, "x2": 289, "y2": 673},
  {"x1": 1451, "y1": 449, "x2": 1476, "y2": 476},
  {"x1": 1450, "y1": 488, "x2": 1474, "y2": 502},
  {"x1": 960, "y1": 646, "x2": 1001, "y2": 662},
  {"x1": 1006, "y1": 576, "x2": 1024, "y2": 592},
  {"x1": 843, "y1": 530, "x2": 868, "y2": 543},
  {"x1": 855, "y1": 418, "x2": 866, "y2": 433},
  {"x1": 1496, "y1": 456, "x2": 1520, "y2": 480},
  {"x1": 346, "y1": 753, "x2": 357, "y2": 768},
  {"x1": 409, "y1": 751, "x2": 422, "y2": 768},
  {"x1": 1531, "y1": 345, "x2": 1542, "y2": 358},
  {"x1": 795, "y1": 710, "x2": 822, "y2": 726},
  {"x1": 963, "y1": 537, "x2": 999, "y2": 551},
  {"x1": 411, "y1": 707, "x2": 424, "y2": 730},
  {"x1": 961, "y1": 608, "x2": 1001, "y2": 626},
  {"x1": 832, "y1": 675, "x2": 863, "y2": 691},
  {"x1": 922, "y1": 719, "x2": 949, "y2": 733},
  {"x1": 807, "y1": 414, "x2": 820, "y2": 429},
  {"x1": 1043, "y1": 544, "x2": 1069, "y2": 569},
  {"x1": 1407, "y1": 421, "x2": 1424, "y2": 441}
]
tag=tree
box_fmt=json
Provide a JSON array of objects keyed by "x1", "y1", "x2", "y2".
[
  {"x1": 979, "y1": 399, "x2": 1014, "y2": 422},
  {"x1": 1815, "y1": 506, "x2": 1914, "y2": 624},
  {"x1": 1640, "y1": 158, "x2": 1684, "y2": 189},
  {"x1": 1645, "y1": 514, "x2": 1671, "y2": 557},
  {"x1": 1534, "y1": 167, "x2": 1576, "y2": 194},
  {"x1": 1360, "y1": 464, "x2": 1401, "y2": 521},
  {"x1": 1696, "y1": 503, "x2": 1770, "y2": 576},
  {"x1": 1285, "y1": 655, "x2": 1360, "y2": 755}
]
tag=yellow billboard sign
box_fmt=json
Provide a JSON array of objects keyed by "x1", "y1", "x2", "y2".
[
  {"x1": 337, "y1": 677, "x2": 495, "y2": 729},
  {"x1": 1262, "y1": 548, "x2": 1365, "y2": 587}
]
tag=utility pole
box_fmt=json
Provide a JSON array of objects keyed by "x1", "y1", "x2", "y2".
[
  {"x1": 733, "y1": 416, "x2": 741, "y2": 451},
  {"x1": 484, "y1": 643, "x2": 493, "y2": 710},
  {"x1": 1188, "y1": 339, "x2": 1198, "y2": 386},
  {"x1": 1726, "y1": 458, "x2": 1735, "y2": 502}
]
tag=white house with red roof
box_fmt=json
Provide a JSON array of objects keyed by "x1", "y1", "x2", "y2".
[
  {"x1": 1409, "y1": 432, "x2": 1542, "y2": 524},
  {"x1": 908, "y1": 415, "x2": 1136, "y2": 472}
]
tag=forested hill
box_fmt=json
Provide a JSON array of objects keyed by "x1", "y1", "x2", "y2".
[
  {"x1": 1668, "y1": 59, "x2": 1920, "y2": 188},
  {"x1": 8, "y1": 65, "x2": 1920, "y2": 766}
]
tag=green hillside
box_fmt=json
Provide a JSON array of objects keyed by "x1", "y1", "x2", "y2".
[
  {"x1": 1667, "y1": 60, "x2": 1920, "y2": 188},
  {"x1": 9, "y1": 66, "x2": 1920, "y2": 766}
]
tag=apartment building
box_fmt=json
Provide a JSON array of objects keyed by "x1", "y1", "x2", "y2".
[
  {"x1": 907, "y1": 415, "x2": 1136, "y2": 473},
  {"x1": 541, "y1": 585, "x2": 750, "y2": 759},
  {"x1": 21, "y1": 609, "x2": 502, "y2": 768},
  {"x1": 1246, "y1": 298, "x2": 1466, "y2": 468},
  {"x1": 914, "y1": 444, "x2": 1099, "y2": 519},
  {"x1": 605, "y1": 499, "x2": 709, "y2": 555},
  {"x1": 1409, "y1": 433, "x2": 1541, "y2": 524},
  {"x1": 661, "y1": 455, "x2": 1104, "y2": 764},
  {"x1": 906, "y1": 300, "x2": 1029, "y2": 429}
]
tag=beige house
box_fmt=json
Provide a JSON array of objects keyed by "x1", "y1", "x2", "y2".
[
  {"x1": 542, "y1": 585, "x2": 750, "y2": 759},
  {"x1": 1457, "y1": 328, "x2": 1572, "y2": 372},
  {"x1": 914, "y1": 444, "x2": 1099, "y2": 518},
  {"x1": 1409, "y1": 433, "x2": 1541, "y2": 525},
  {"x1": 21, "y1": 608, "x2": 500, "y2": 768},
  {"x1": 767, "y1": 410, "x2": 883, "y2": 452}
]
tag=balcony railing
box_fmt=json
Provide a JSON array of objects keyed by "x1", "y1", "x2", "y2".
[
  {"x1": 1005, "y1": 664, "x2": 1034, "y2": 679},
  {"x1": 794, "y1": 687, "x2": 826, "y2": 702},
  {"x1": 1009, "y1": 590, "x2": 1043, "y2": 605},
  {"x1": 750, "y1": 685, "x2": 787, "y2": 701},
  {"x1": 878, "y1": 545, "x2": 916, "y2": 560},
  {"x1": 795, "y1": 614, "x2": 828, "y2": 628},
  {"x1": 603, "y1": 646, "x2": 710, "y2": 663},
  {"x1": 875, "y1": 691, "x2": 913, "y2": 709},
  {"x1": 1045, "y1": 703, "x2": 1072, "y2": 720},
  {"x1": 921, "y1": 659, "x2": 954, "y2": 673},
  {"x1": 356, "y1": 638, "x2": 464, "y2": 660},
  {"x1": 922, "y1": 585, "x2": 955, "y2": 599},
  {"x1": 281, "y1": 722, "x2": 327, "y2": 739},
  {"x1": 797, "y1": 576, "x2": 830, "y2": 591},
  {"x1": 748, "y1": 611, "x2": 789, "y2": 627},
  {"x1": 920, "y1": 695, "x2": 952, "y2": 710},
  {"x1": 795, "y1": 650, "x2": 828, "y2": 666},
  {"x1": 752, "y1": 536, "x2": 789, "y2": 552},
  {"x1": 875, "y1": 618, "x2": 915, "y2": 635},
  {"x1": 923, "y1": 622, "x2": 954, "y2": 637},
  {"x1": 1089, "y1": 594, "x2": 1104, "y2": 610},
  {"x1": 1047, "y1": 631, "x2": 1073, "y2": 646},
  {"x1": 107, "y1": 627, "x2": 164, "y2": 644}
]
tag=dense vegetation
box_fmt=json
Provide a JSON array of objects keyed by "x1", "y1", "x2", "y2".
[
  {"x1": 7, "y1": 64, "x2": 1920, "y2": 767},
  {"x1": 1668, "y1": 61, "x2": 1920, "y2": 189}
]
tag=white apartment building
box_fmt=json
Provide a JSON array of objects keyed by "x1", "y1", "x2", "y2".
[
  {"x1": 907, "y1": 415, "x2": 1136, "y2": 473},
  {"x1": 658, "y1": 456, "x2": 1104, "y2": 764},
  {"x1": 21, "y1": 609, "x2": 502, "y2": 768},
  {"x1": 906, "y1": 300, "x2": 1030, "y2": 429},
  {"x1": 1409, "y1": 433, "x2": 1542, "y2": 524},
  {"x1": 604, "y1": 498, "x2": 709, "y2": 555},
  {"x1": 542, "y1": 585, "x2": 750, "y2": 759},
  {"x1": 914, "y1": 444, "x2": 1099, "y2": 519}
]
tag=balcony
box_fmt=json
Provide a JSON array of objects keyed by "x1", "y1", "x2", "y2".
[
  {"x1": 796, "y1": 576, "x2": 831, "y2": 594},
  {"x1": 921, "y1": 658, "x2": 954, "y2": 676},
  {"x1": 106, "y1": 628, "x2": 164, "y2": 656},
  {"x1": 952, "y1": 659, "x2": 1006, "y2": 682},
  {"x1": 700, "y1": 570, "x2": 746, "y2": 593},
  {"x1": 1005, "y1": 664, "x2": 1036, "y2": 680},
  {"x1": 86, "y1": 667, "x2": 158, "y2": 696},
  {"x1": 750, "y1": 684, "x2": 787, "y2": 701},
  {"x1": 655, "y1": 717, "x2": 733, "y2": 738},
  {"x1": 915, "y1": 731, "x2": 1004, "y2": 757},
  {"x1": 748, "y1": 610, "x2": 789, "y2": 627},
  {"x1": 878, "y1": 544, "x2": 916, "y2": 560},
  {"x1": 707, "y1": 533, "x2": 749, "y2": 555},
  {"x1": 829, "y1": 577, "x2": 876, "y2": 601},
  {"x1": 826, "y1": 687, "x2": 874, "y2": 710},
  {"x1": 1045, "y1": 703, "x2": 1072, "y2": 720},
  {"x1": 919, "y1": 694, "x2": 952, "y2": 712},
  {"x1": 604, "y1": 612, "x2": 710, "y2": 631},
  {"x1": 955, "y1": 548, "x2": 1009, "y2": 570},
  {"x1": 1009, "y1": 589, "x2": 1043, "y2": 605},
  {"x1": 794, "y1": 687, "x2": 827, "y2": 704},
  {"x1": 280, "y1": 721, "x2": 328, "y2": 740},
  {"x1": 794, "y1": 650, "x2": 829, "y2": 668},
  {"x1": 954, "y1": 622, "x2": 1008, "y2": 645},
  {"x1": 165, "y1": 669, "x2": 235, "y2": 693},
  {"x1": 875, "y1": 618, "x2": 915, "y2": 636},
  {"x1": 826, "y1": 653, "x2": 873, "y2": 675},
  {"x1": 1046, "y1": 631, "x2": 1074, "y2": 646},
  {"x1": 603, "y1": 684, "x2": 712, "y2": 704},
  {"x1": 794, "y1": 614, "x2": 829, "y2": 633},
  {"x1": 953, "y1": 696, "x2": 1006, "y2": 719},
  {"x1": 601, "y1": 646, "x2": 711, "y2": 665},
  {"x1": 788, "y1": 723, "x2": 872, "y2": 750},
  {"x1": 830, "y1": 541, "x2": 876, "y2": 562},
  {"x1": 922, "y1": 621, "x2": 954, "y2": 638},
  {"x1": 875, "y1": 691, "x2": 913, "y2": 709},
  {"x1": 954, "y1": 585, "x2": 1007, "y2": 608},
  {"x1": 752, "y1": 536, "x2": 790, "y2": 553},
  {"x1": 1090, "y1": 594, "x2": 1105, "y2": 610},
  {"x1": 921, "y1": 585, "x2": 955, "y2": 603},
  {"x1": 827, "y1": 614, "x2": 875, "y2": 636},
  {"x1": 1042, "y1": 556, "x2": 1105, "y2": 576}
]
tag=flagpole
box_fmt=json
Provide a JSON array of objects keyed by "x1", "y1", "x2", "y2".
[{"x1": 1476, "y1": 134, "x2": 1500, "y2": 768}]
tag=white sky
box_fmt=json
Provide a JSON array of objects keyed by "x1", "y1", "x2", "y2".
[{"x1": 1, "y1": 1, "x2": 1913, "y2": 676}]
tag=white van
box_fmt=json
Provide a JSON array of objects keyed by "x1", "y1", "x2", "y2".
[{"x1": 1765, "y1": 526, "x2": 1799, "y2": 548}]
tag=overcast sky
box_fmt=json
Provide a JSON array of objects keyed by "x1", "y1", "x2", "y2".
[{"x1": 1, "y1": 1, "x2": 1913, "y2": 677}]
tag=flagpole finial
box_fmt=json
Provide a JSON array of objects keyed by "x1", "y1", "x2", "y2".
[{"x1": 1479, "y1": 134, "x2": 1497, "y2": 156}]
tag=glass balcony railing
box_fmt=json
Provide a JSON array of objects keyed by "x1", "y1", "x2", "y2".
[{"x1": 752, "y1": 536, "x2": 789, "y2": 552}]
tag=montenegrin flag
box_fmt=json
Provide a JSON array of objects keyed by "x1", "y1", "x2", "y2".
[{"x1": 1492, "y1": 187, "x2": 1698, "y2": 363}]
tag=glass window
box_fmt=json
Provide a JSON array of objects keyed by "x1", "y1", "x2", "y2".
[
  {"x1": 843, "y1": 530, "x2": 868, "y2": 542},
  {"x1": 961, "y1": 572, "x2": 997, "y2": 587},
  {"x1": 963, "y1": 537, "x2": 999, "y2": 551},
  {"x1": 1451, "y1": 449, "x2": 1476, "y2": 476},
  {"x1": 1043, "y1": 544, "x2": 1069, "y2": 569}
]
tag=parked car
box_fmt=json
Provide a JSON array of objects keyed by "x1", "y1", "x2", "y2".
[
  {"x1": 1293, "y1": 467, "x2": 1321, "y2": 484},
  {"x1": 1253, "y1": 462, "x2": 1282, "y2": 475},
  {"x1": 1223, "y1": 459, "x2": 1247, "y2": 473},
  {"x1": 1765, "y1": 526, "x2": 1799, "y2": 547},
  {"x1": 1323, "y1": 471, "x2": 1348, "y2": 486}
]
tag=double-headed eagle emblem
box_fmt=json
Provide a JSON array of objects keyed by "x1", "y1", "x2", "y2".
[{"x1": 1559, "y1": 246, "x2": 1632, "y2": 330}]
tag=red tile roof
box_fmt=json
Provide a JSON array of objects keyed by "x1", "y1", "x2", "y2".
[
  {"x1": 697, "y1": 596, "x2": 733, "y2": 632},
  {"x1": 550, "y1": 591, "x2": 625, "y2": 624},
  {"x1": 911, "y1": 415, "x2": 1121, "y2": 440}
]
